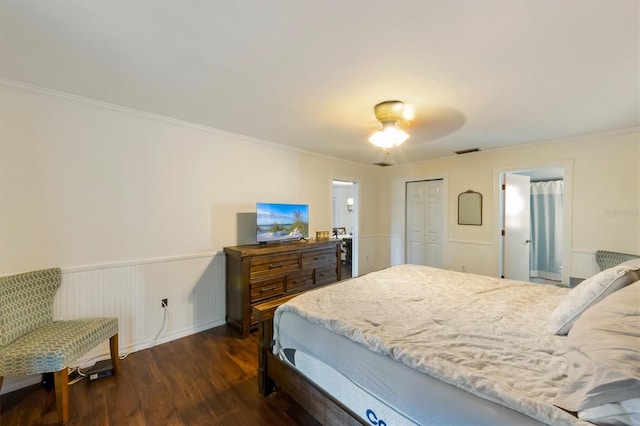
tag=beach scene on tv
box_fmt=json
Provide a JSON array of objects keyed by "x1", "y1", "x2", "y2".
[{"x1": 256, "y1": 203, "x2": 309, "y2": 243}]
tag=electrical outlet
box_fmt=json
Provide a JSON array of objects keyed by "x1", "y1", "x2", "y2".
[{"x1": 161, "y1": 298, "x2": 168, "y2": 307}]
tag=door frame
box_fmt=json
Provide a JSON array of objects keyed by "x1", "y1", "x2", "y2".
[
  {"x1": 494, "y1": 160, "x2": 574, "y2": 284},
  {"x1": 331, "y1": 178, "x2": 358, "y2": 277}
]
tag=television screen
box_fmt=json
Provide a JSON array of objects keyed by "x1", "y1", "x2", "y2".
[{"x1": 256, "y1": 202, "x2": 309, "y2": 243}]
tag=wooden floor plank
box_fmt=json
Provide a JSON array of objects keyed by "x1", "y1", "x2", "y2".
[{"x1": 0, "y1": 325, "x2": 319, "y2": 425}]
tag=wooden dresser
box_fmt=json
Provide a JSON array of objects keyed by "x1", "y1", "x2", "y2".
[{"x1": 224, "y1": 240, "x2": 342, "y2": 337}]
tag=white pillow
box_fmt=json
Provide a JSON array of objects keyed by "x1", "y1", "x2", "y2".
[
  {"x1": 553, "y1": 281, "x2": 640, "y2": 413},
  {"x1": 578, "y1": 398, "x2": 640, "y2": 426},
  {"x1": 548, "y1": 259, "x2": 640, "y2": 335}
]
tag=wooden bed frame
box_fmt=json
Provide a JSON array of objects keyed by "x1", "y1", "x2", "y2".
[{"x1": 252, "y1": 295, "x2": 366, "y2": 425}]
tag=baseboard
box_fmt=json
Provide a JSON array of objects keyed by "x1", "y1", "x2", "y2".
[
  {"x1": 0, "y1": 374, "x2": 41, "y2": 395},
  {"x1": 132, "y1": 318, "x2": 227, "y2": 353}
]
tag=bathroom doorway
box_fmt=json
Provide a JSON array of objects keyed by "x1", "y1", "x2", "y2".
[
  {"x1": 500, "y1": 165, "x2": 572, "y2": 285},
  {"x1": 332, "y1": 180, "x2": 357, "y2": 278}
]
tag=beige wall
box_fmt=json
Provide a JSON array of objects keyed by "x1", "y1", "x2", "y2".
[
  {"x1": 378, "y1": 129, "x2": 640, "y2": 278},
  {"x1": 0, "y1": 82, "x2": 381, "y2": 275},
  {"x1": 2, "y1": 80, "x2": 637, "y2": 281}
]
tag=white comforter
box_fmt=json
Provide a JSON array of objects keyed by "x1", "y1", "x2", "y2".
[{"x1": 274, "y1": 264, "x2": 589, "y2": 426}]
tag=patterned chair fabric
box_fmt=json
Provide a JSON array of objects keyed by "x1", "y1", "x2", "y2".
[
  {"x1": 0, "y1": 268, "x2": 61, "y2": 347},
  {"x1": 0, "y1": 267, "x2": 119, "y2": 424},
  {"x1": 595, "y1": 250, "x2": 640, "y2": 271},
  {"x1": 0, "y1": 317, "x2": 118, "y2": 376}
]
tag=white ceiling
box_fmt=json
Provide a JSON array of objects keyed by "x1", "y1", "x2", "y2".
[{"x1": 1, "y1": 1, "x2": 638, "y2": 165}]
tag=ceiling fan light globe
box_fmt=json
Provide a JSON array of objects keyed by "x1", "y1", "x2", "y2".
[
  {"x1": 369, "y1": 128, "x2": 409, "y2": 148},
  {"x1": 369, "y1": 131, "x2": 394, "y2": 148}
]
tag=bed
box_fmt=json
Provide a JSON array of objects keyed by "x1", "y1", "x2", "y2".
[{"x1": 253, "y1": 261, "x2": 640, "y2": 425}]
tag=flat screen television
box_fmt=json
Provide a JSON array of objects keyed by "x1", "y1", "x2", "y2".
[{"x1": 256, "y1": 202, "x2": 309, "y2": 243}]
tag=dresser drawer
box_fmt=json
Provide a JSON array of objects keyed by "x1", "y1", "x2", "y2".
[
  {"x1": 249, "y1": 253, "x2": 299, "y2": 280},
  {"x1": 250, "y1": 276, "x2": 285, "y2": 302},
  {"x1": 315, "y1": 265, "x2": 338, "y2": 285},
  {"x1": 286, "y1": 270, "x2": 314, "y2": 294},
  {"x1": 301, "y1": 248, "x2": 337, "y2": 269},
  {"x1": 225, "y1": 241, "x2": 342, "y2": 338}
]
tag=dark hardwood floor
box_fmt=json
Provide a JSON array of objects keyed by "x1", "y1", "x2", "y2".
[{"x1": 1, "y1": 326, "x2": 320, "y2": 426}]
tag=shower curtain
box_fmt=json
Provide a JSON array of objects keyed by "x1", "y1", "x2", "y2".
[{"x1": 530, "y1": 180, "x2": 563, "y2": 281}]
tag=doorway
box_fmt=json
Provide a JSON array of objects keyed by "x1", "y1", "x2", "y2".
[
  {"x1": 499, "y1": 166, "x2": 570, "y2": 284},
  {"x1": 332, "y1": 180, "x2": 357, "y2": 278},
  {"x1": 406, "y1": 179, "x2": 445, "y2": 267}
]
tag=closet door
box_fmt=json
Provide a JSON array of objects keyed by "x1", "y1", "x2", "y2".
[{"x1": 406, "y1": 180, "x2": 443, "y2": 267}]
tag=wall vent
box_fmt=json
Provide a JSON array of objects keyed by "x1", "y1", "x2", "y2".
[
  {"x1": 455, "y1": 148, "x2": 480, "y2": 155},
  {"x1": 373, "y1": 161, "x2": 394, "y2": 167}
]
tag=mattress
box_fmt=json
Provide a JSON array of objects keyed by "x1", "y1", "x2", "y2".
[
  {"x1": 273, "y1": 264, "x2": 590, "y2": 426},
  {"x1": 278, "y1": 310, "x2": 547, "y2": 425}
]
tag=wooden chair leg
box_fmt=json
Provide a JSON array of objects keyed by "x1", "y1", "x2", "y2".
[
  {"x1": 0, "y1": 376, "x2": 4, "y2": 391},
  {"x1": 110, "y1": 333, "x2": 121, "y2": 376},
  {"x1": 54, "y1": 369, "x2": 69, "y2": 425}
]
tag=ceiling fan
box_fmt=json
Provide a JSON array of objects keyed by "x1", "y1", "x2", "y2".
[{"x1": 369, "y1": 100, "x2": 414, "y2": 150}]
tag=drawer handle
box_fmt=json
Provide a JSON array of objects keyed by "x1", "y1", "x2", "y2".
[
  {"x1": 260, "y1": 285, "x2": 277, "y2": 293},
  {"x1": 313, "y1": 255, "x2": 325, "y2": 260},
  {"x1": 269, "y1": 263, "x2": 284, "y2": 269},
  {"x1": 293, "y1": 278, "x2": 306, "y2": 283}
]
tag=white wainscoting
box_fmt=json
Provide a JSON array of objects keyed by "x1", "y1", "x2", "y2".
[
  {"x1": 571, "y1": 249, "x2": 598, "y2": 280},
  {"x1": 365, "y1": 235, "x2": 499, "y2": 277},
  {"x1": 446, "y1": 239, "x2": 497, "y2": 276},
  {"x1": 1, "y1": 252, "x2": 226, "y2": 395},
  {"x1": 357, "y1": 234, "x2": 394, "y2": 274}
]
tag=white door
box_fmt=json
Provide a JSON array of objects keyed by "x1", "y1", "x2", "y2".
[
  {"x1": 406, "y1": 180, "x2": 443, "y2": 267},
  {"x1": 503, "y1": 173, "x2": 531, "y2": 281}
]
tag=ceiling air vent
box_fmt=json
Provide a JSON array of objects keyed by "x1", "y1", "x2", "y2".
[
  {"x1": 455, "y1": 148, "x2": 480, "y2": 155},
  {"x1": 373, "y1": 161, "x2": 394, "y2": 167}
]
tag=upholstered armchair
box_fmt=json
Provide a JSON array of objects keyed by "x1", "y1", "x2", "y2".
[
  {"x1": 0, "y1": 268, "x2": 120, "y2": 425},
  {"x1": 595, "y1": 250, "x2": 640, "y2": 271}
]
